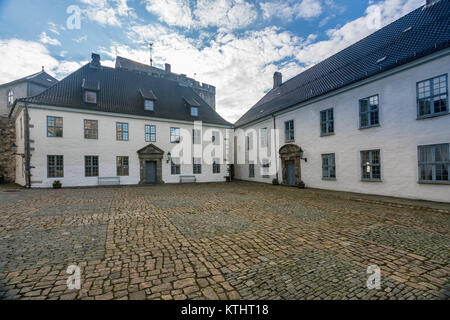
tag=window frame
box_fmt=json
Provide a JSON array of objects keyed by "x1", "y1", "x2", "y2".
[
  {"x1": 212, "y1": 130, "x2": 220, "y2": 146},
  {"x1": 193, "y1": 129, "x2": 201, "y2": 145},
  {"x1": 193, "y1": 157, "x2": 202, "y2": 174},
  {"x1": 359, "y1": 95, "x2": 380, "y2": 129},
  {"x1": 145, "y1": 124, "x2": 156, "y2": 142},
  {"x1": 116, "y1": 156, "x2": 129, "y2": 176},
  {"x1": 246, "y1": 132, "x2": 253, "y2": 151},
  {"x1": 144, "y1": 99, "x2": 154, "y2": 111},
  {"x1": 249, "y1": 162, "x2": 255, "y2": 178},
  {"x1": 171, "y1": 158, "x2": 181, "y2": 175},
  {"x1": 321, "y1": 153, "x2": 336, "y2": 180},
  {"x1": 284, "y1": 120, "x2": 294, "y2": 142},
  {"x1": 418, "y1": 143, "x2": 450, "y2": 183},
  {"x1": 261, "y1": 159, "x2": 270, "y2": 178},
  {"x1": 84, "y1": 90, "x2": 97, "y2": 104},
  {"x1": 170, "y1": 127, "x2": 180, "y2": 143},
  {"x1": 84, "y1": 119, "x2": 98, "y2": 139},
  {"x1": 47, "y1": 116, "x2": 63, "y2": 138},
  {"x1": 213, "y1": 158, "x2": 221, "y2": 174},
  {"x1": 190, "y1": 106, "x2": 198, "y2": 117},
  {"x1": 360, "y1": 149, "x2": 381, "y2": 181},
  {"x1": 320, "y1": 108, "x2": 334, "y2": 136},
  {"x1": 416, "y1": 74, "x2": 448, "y2": 119},
  {"x1": 85, "y1": 155, "x2": 99, "y2": 177},
  {"x1": 47, "y1": 155, "x2": 64, "y2": 178},
  {"x1": 7, "y1": 89, "x2": 14, "y2": 106},
  {"x1": 260, "y1": 127, "x2": 268, "y2": 148},
  {"x1": 116, "y1": 122, "x2": 129, "y2": 141}
]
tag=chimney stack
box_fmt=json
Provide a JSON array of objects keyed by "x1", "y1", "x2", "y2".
[
  {"x1": 273, "y1": 72, "x2": 282, "y2": 89},
  {"x1": 91, "y1": 53, "x2": 101, "y2": 68},
  {"x1": 165, "y1": 63, "x2": 171, "y2": 73}
]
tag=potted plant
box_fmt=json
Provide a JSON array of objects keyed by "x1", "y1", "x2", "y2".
[
  {"x1": 272, "y1": 179, "x2": 279, "y2": 185},
  {"x1": 297, "y1": 181, "x2": 305, "y2": 189},
  {"x1": 52, "y1": 180, "x2": 62, "y2": 189}
]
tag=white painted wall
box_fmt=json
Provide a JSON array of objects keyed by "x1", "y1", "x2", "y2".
[
  {"x1": 235, "y1": 53, "x2": 450, "y2": 203},
  {"x1": 23, "y1": 107, "x2": 231, "y2": 187},
  {"x1": 14, "y1": 108, "x2": 26, "y2": 186}
]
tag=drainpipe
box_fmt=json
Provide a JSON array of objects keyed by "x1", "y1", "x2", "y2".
[
  {"x1": 272, "y1": 114, "x2": 279, "y2": 181},
  {"x1": 24, "y1": 104, "x2": 31, "y2": 188}
]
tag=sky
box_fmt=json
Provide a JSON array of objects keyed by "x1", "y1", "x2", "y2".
[{"x1": 0, "y1": 0, "x2": 425, "y2": 122}]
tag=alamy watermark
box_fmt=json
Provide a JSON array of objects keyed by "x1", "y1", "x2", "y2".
[
  {"x1": 366, "y1": 265, "x2": 381, "y2": 290},
  {"x1": 67, "y1": 265, "x2": 81, "y2": 290}
]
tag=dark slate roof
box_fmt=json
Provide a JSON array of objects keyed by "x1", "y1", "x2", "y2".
[
  {"x1": 20, "y1": 63, "x2": 231, "y2": 126},
  {"x1": 235, "y1": 0, "x2": 450, "y2": 127},
  {"x1": 0, "y1": 70, "x2": 58, "y2": 88}
]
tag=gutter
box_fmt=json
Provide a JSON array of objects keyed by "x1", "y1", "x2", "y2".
[{"x1": 24, "y1": 103, "x2": 31, "y2": 188}]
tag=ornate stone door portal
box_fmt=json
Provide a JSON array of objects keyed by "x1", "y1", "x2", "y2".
[
  {"x1": 137, "y1": 144, "x2": 164, "y2": 184},
  {"x1": 279, "y1": 144, "x2": 303, "y2": 186}
]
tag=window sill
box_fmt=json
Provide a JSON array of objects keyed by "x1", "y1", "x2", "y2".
[
  {"x1": 320, "y1": 132, "x2": 335, "y2": 137},
  {"x1": 361, "y1": 179, "x2": 382, "y2": 182},
  {"x1": 359, "y1": 124, "x2": 380, "y2": 130},
  {"x1": 322, "y1": 177, "x2": 336, "y2": 181},
  {"x1": 418, "y1": 180, "x2": 450, "y2": 185},
  {"x1": 416, "y1": 112, "x2": 449, "y2": 120}
]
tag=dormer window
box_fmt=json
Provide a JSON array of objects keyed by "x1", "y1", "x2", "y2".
[
  {"x1": 7, "y1": 90, "x2": 14, "y2": 105},
  {"x1": 190, "y1": 106, "x2": 198, "y2": 117},
  {"x1": 144, "y1": 99, "x2": 154, "y2": 111},
  {"x1": 84, "y1": 91, "x2": 97, "y2": 104}
]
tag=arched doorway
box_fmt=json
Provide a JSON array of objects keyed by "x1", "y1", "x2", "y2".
[{"x1": 279, "y1": 144, "x2": 303, "y2": 186}]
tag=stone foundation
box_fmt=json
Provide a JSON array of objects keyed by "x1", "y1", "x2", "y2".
[{"x1": 0, "y1": 116, "x2": 16, "y2": 182}]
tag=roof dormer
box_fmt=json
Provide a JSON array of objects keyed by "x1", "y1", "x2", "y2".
[
  {"x1": 82, "y1": 78, "x2": 100, "y2": 105},
  {"x1": 139, "y1": 89, "x2": 157, "y2": 111},
  {"x1": 183, "y1": 96, "x2": 200, "y2": 117}
]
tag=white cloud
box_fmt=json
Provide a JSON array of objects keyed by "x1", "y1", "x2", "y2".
[
  {"x1": 79, "y1": 0, "x2": 136, "y2": 27},
  {"x1": 143, "y1": 0, "x2": 257, "y2": 30},
  {"x1": 39, "y1": 32, "x2": 62, "y2": 46},
  {"x1": 73, "y1": 35, "x2": 88, "y2": 43},
  {"x1": 260, "y1": 0, "x2": 322, "y2": 21}
]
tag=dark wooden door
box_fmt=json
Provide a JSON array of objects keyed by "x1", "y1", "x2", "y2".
[{"x1": 145, "y1": 161, "x2": 156, "y2": 183}]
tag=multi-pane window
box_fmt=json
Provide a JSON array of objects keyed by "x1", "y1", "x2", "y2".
[
  {"x1": 418, "y1": 143, "x2": 449, "y2": 182},
  {"x1": 116, "y1": 156, "x2": 129, "y2": 176},
  {"x1": 212, "y1": 131, "x2": 220, "y2": 145},
  {"x1": 85, "y1": 156, "x2": 99, "y2": 177},
  {"x1": 47, "y1": 116, "x2": 63, "y2": 137},
  {"x1": 191, "y1": 107, "x2": 198, "y2": 117},
  {"x1": 261, "y1": 159, "x2": 270, "y2": 178},
  {"x1": 193, "y1": 158, "x2": 202, "y2": 174},
  {"x1": 170, "y1": 127, "x2": 180, "y2": 143},
  {"x1": 84, "y1": 120, "x2": 98, "y2": 139},
  {"x1": 320, "y1": 108, "x2": 334, "y2": 135},
  {"x1": 417, "y1": 74, "x2": 448, "y2": 117},
  {"x1": 116, "y1": 123, "x2": 129, "y2": 141},
  {"x1": 47, "y1": 155, "x2": 63, "y2": 178},
  {"x1": 145, "y1": 125, "x2": 156, "y2": 142},
  {"x1": 171, "y1": 158, "x2": 180, "y2": 175},
  {"x1": 7, "y1": 90, "x2": 13, "y2": 105},
  {"x1": 247, "y1": 132, "x2": 253, "y2": 150},
  {"x1": 249, "y1": 162, "x2": 255, "y2": 178},
  {"x1": 213, "y1": 158, "x2": 220, "y2": 174},
  {"x1": 322, "y1": 153, "x2": 336, "y2": 179},
  {"x1": 144, "y1": 100, "x2": 154, "y2": 111},
  {"x1": 361, "y1": 150, "x2": 381, "y2": 180},
  {"x1": 359, "y1": 95, "x2": 379, "y2": 128},
  {"x1": 193, "y1": 129, "x2": 201, "y2": 144},
  {"x1": 285, "y1": 120, "x2": 294, "y2": 142},
  {"x1": 260, "y1": 128, "x2": 268, "y2": 148},
  {"x1": 84, "y1": 91, "x2": 97, "y2": 104}
]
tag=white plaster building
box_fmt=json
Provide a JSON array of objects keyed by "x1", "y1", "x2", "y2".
[
  {"x1": 233, "y1": 0, "x2": 450, "y2": 203},
  {"x1": 10, "y1": 54, "x2": 232, "y2": 188}
]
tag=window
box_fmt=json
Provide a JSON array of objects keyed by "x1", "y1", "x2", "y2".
[
  {"x1": 417, "y1": 74, "x2": 448, "y2": 118},
  {"x1": 144, "y1": 100, "x2": 154, "y2": 111},
  {"x1": 47, "y1": 155, "x2": 63, "y2": 178},
  {"x1": 193, "y1": 129, "x2": 201, "y2": 144},
  {"x1": 320, "y1": 108, "x2": 334, "y2": 135},
  {"x1": 193, "y1": 158, "x2": 202, "y2": 174},
  {"x1": 260, "y1": 128, "x2": 268, "y2": 148},
  {"x1": 359, "y1": 95, "x2": 379, "y2": 128},
  {"x1": 116, "y1": 123, "x2": 129, "y2": 141},
  {"x1": 85, "y1": 156, "x2": 99, "y2": 177},
  {"x1": 47, "y1": 116, "x2": 63, "y2": 137},
  {"x1": 212, "y1": 131, "x2": 220, "y2": 145},
  {"x1": 191, "y1": 107, "x2": 198, "y2": 117},
  {"x1": 249, "y1": 162, "x2": 255, "y2": 177},
  {"x1": 418, "y1": 143, "x2": 449, "y2": 182},
  {"x1": 246, "y1": 132, "x2": 253, "y2": 150},
  {"x1": 84, "y1": 120, "x2": 98, "y2": 139},
  {"x1": 170, "y1": 127, "x2": 180, "y2": 143},
  {"x1": 84, "y1": 90, "x2": 97, "y2": 104},
  {"x1": 261, "y1": 159, "x2": 270, "y2": 178},
  {"x1": 171, "y1": 158, "x2": 180, "y2": 175},
  {"x1": 213, "y1": 158, "x2": 220, "y2": 174},
  {"x1": 145, "y1": 125, "x2": 156, "y2": 142},
  {"x1": 7, "y1": 90, "x2": 13, "y2": 105},
  {"x1": 285, "y1": 120, "x2": 294, "y2": 142},
  {"x1": 322, "y1": 153, "x2": 336, "y2": 179},
  {"x1": 116, "y1": 156, "x2": 129, "y2": 176},
  {"x1": 361, "y1": 150, "x2": 381, "y2": 181}
]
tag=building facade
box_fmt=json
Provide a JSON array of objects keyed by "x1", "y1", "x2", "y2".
[{"x1": 234, "y1": 0, "x2": 450, "y2": 203}]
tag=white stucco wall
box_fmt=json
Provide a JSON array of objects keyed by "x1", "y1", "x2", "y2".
[
  {"x1": 23, "y1": 107, "x2": 231, "y2": 187},
  {"x1": 235, "y1": 52, "x2": 450, "y2": 203}
]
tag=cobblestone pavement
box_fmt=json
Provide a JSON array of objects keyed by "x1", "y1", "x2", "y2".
[{"x1": 0, "y1": 182, "x2": 449, "y2": 300}]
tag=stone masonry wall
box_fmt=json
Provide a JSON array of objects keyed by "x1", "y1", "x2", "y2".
[{"x1": 0, "y1": 116, "x2": 16, "y2": 182}]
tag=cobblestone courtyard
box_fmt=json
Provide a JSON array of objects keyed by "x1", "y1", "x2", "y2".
[{"x1": 0, "y1": 182, "x2": 449, "y2": 300}]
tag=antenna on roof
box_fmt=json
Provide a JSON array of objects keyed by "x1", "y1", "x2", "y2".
[
  {"x1": 149, "y1": 43, "x2": 154, "y2": 67},
  {"x1": 42, "y1": 66, "x2": 45, "y2": 72}
]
